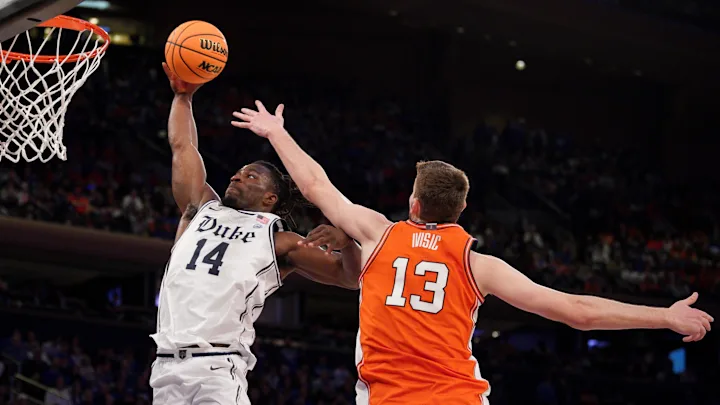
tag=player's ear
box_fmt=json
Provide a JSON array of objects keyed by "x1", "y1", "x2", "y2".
[
  {"x1": 410, "y1": 198, "x2": 421, "y2": 218},
  {"x1": 264, "y1": 192, "x2": 278, "y2": 207}
]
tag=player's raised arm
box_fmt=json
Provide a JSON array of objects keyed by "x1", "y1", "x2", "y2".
[
  {"x1": 231, "y1": 101, "x2": 391, "y2": 245},
  {"x1": 470, "y1": 253, "x2": 713, "y2": 342},
  {"x1": 162, "y1": 63, "x2": 218, "y2": 217}
]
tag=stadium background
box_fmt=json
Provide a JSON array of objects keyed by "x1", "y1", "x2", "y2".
[{"x1": 1, "y1": 0, "x2": 719, "y2": 404}]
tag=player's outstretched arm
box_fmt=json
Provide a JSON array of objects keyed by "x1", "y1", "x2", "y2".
[
  {"x1": 162, "y1": 63, "x2": 218, "y2": 216},
  {"x1": 275, "y1": 225, "x2": 362, "y2": 290},
  {"x1": 231, "y1": 101, "x2": 391, "y2": 245},
  {"x1": 470, "y1": 253, "x2": 714, "y2": 342}
]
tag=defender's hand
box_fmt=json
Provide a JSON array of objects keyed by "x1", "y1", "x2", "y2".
[
  {"x1": 162, "y1": 62, "x2": 202, "y2": 96},
  {"x1": 298, "y1": 224, "x2": 352, "y2": 254},
  {"x1": 666, "y1": 293, "x2": 713, "y2": 342},
  {"x1": 231, "y1": 100, "x2": 285, "y2": 138}
]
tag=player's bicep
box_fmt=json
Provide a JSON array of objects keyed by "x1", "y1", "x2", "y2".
[
  {"x1": 471, "y1": 253, "x2": 578, "y2": 326},
  {"x1": 307, "y1": 184, "x2": 390, "y2": 244}
]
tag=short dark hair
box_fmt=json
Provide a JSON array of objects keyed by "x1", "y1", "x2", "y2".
[
  {"x1": 253, "y1": 160, "x2": 312, "y2": 228},
  {"x1": 414, "y1": 160, "x2": 469, "y2": 223}
]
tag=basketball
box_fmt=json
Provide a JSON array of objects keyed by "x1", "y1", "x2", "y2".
[{"x1": 164, "y1": 21, "x2": 228, "y2": 84}]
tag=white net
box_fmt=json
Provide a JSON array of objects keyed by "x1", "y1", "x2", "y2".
[{"x1": 0, "y1": 19, "x2": 108, "y2": 162}]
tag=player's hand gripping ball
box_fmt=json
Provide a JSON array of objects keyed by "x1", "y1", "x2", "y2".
[{"x1": 164, "y1": 21, "x2": 228, "y2": 84}]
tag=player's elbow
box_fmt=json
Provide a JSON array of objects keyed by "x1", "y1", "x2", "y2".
[
  {"x1": 335, "y1": 258, "x2": 360, "y2": 290},
  {"x1": 169, "y1": 138, "x2": 191, "y2": 154},
  {"x1": 300, "y1": 179, "x2": 327, "y2": 203},
  {"x1": 342, "y1": 276, "x2": 360, "y2": 290},
  {"x1": 563, "y1": 296, "x2": 594, "y2": 331}
]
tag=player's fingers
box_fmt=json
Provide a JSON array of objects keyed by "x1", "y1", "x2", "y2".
[
  {"x1": 230, "y1": 121, "x2": 251, "y2": 129},
  {"x1": 162, "y1": 63, "x2": 175, "y2": 80},
  {"x1": 683, "y1": 335, "x2": 693, "y2": 343},
  {"x1": 300, "y1": 231, "x2": 324, "y2": 247},
  {"x1": 691, "y1": 321, "x2": 705, "y2": 341},
  {"x1": 275, "y1": 104, "x2": 285, "y2": 118},
  {"x1": 700, "y1": 317, "x2": 711, "y2": 332},
  {"x1": 240, "y1": 108, "x2": 257, "y2": 117},
  {"x1": 682, "y1": 292, "x2": 699, "y2": 306},
  {"x1": 699, "y1": 310, "x2": 714, "y2": 323},
  {"x1": 325, "y1": 242, "x2": 337, "y2": 253},
  {"x1": 232, "y1": 112, "x2": 254, "y2": 122},
  {"x1": 255, "y1": 100, "x2": 267, "y2": 113},
  {"x1": 308, "y1": 234, "x2": 332, "y2": 249}
]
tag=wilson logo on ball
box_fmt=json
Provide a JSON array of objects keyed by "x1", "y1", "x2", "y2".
[
  {"x1": 199, "y1": 39, "x2": 228, "y2": 57},
  {"x1": 198, "y1": 60, "x2": 223, "y2": 74}
]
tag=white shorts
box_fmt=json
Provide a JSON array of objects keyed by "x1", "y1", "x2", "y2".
[{"x1": 150, "y1": 348, "x2": 251, "y2": 405}]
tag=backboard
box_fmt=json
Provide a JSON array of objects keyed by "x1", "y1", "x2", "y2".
[{"x1": 0, "y1": 0, "x2": 83, "y2": 41}]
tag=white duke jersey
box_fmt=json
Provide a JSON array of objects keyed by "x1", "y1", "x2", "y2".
[{"x1": 151, "y1": 200, "x2": 284, "y2": 363}]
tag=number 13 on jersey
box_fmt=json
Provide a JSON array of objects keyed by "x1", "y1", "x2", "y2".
[{"x1": 385, "y1": 257, "x2": 449, "y2": 314}]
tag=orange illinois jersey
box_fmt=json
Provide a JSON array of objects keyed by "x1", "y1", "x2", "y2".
[{"x1": 356, "y1": 220, "x2": 489, "y2": 405}]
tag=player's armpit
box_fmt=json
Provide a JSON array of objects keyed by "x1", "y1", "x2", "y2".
[{"x1": 274, "y1": 231, "x2": 361, "y2": 290}]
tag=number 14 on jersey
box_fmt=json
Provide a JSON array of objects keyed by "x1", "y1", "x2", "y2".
[{"x1": 385, "y1": 257, "x2": 449, "y2": 314}]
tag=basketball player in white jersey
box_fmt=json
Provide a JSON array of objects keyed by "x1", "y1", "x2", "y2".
[
  {"x1": 150, "y1": 64, "x2": 363, "y2": 405},
  {"x1": 233, "y1": 101, "x2": 714, "y2": 405}
]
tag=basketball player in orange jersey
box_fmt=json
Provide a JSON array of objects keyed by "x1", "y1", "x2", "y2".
[{"x1": 232, "y1": 101, "x2": 714, "y2": 405}]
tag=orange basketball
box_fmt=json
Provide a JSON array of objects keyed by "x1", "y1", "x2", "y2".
[{"x1": 165, "y1": 21, "x2": 228, "y2": 84}]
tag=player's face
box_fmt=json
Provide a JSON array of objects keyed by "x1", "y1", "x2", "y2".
[{"x1": 222, "y1": 164, "x2": 277, "y2": 211}]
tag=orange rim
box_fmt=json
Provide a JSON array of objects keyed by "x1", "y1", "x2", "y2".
[{"x1": 0, "y1": 15, "x2": 110, "y2": 63}]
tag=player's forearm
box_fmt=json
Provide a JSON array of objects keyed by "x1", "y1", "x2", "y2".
[
  {"x1": 168, "y1": 94, "x2": 214, "y2": 210},
  {"x1": 292, "y1": 252, "x2": 358, "y2": 290},
  {"x1": 267, "y1": 129, "x2": 329, "y2": 200},
  {"x1": 168, "y1": 94, "x2": 199, "y2": 150},
  {"x1": 572, "y1": 295, "x2": 671, "y2": 331}
]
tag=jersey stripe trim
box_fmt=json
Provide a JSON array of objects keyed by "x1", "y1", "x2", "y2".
[
  {"x1": 404, "y1": 220, "x2": 462, "y2": 230},
  {"x1": 463, "y1": 237, "x2": 485, "y2": 302},
  {"x1": 467, "y1": 298, "x2": 491, "y2": 402},
  {"x1": 268, "y1": 218, "x2": 283, "y2": 290},
  {"x1": 466, "y1": 299, "x2": 479, "y2": 357},
  {"x1": 355, "y1": 284, "x2": 371, "y2": 405},
  {"x1": 238, "y1": 282, "x2": 260, "y2": 323},
  {"x1": 256, "y1": 262, "x2": 274, "y2": 278},
  {"x1": 358, "y1": 223, "x2": 396, "y2": 281},
  {"x1": 356, "y1": 362, "x2": 371, "y2": 405}
]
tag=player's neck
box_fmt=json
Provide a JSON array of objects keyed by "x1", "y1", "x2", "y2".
[{"x1": 408, "y1": 215, "x2": 429, "y2": 225}]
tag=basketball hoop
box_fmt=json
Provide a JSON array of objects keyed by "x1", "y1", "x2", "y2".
[{"x1": 0, "y1": 15, "x2": 109, "y2": 162}]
